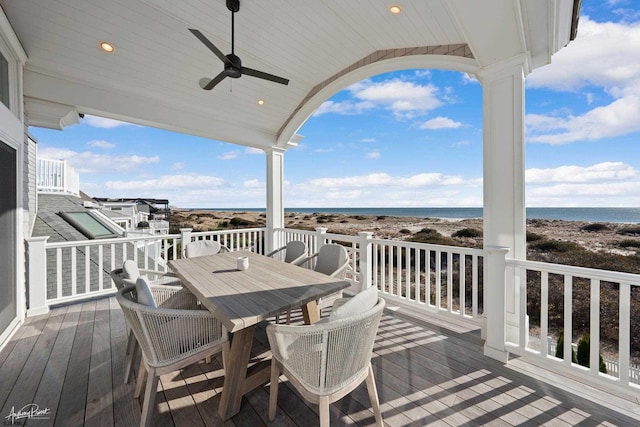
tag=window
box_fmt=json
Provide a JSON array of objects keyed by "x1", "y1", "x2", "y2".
[
  {"x1": 59, "y1": 211, "x2": 120, "y2": 239},
  {"x1": 0, "y1": 52, "x2": 9, "y2": 109}
]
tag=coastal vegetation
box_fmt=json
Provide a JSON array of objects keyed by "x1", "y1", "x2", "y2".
[{"x1": 170, "y1": 209, "x2": 640, "y2": 362}]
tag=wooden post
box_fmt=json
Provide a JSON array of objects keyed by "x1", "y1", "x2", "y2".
[
  {"x1": 25, "y1": 236, "x2": 50, "y2": 317},
  {"x1": 314, "y1": 227, "x2": 328, "y2": 254},
  {"x1": 265, "y1": 148, "x2": 285, "y2": 254}
]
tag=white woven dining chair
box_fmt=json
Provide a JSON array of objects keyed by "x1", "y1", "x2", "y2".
[
  {"x1": 295, "y1": 243, "x2": 350, "y2": 313},
  {"x1": 267, "y1": 286, "x2": 384, "y2": 427},
  {"x1": 116, "y1": 278, "x2": 229, "y2": 427},
  {"x1": 112, "y1": 259, "x2": 190, "y2": 383},
  {"x1": 266, "y1": 240, "x2": 308, "y2": 264},
  {"x1": 183, "y1": 240, "x2": 230, "y2": 258}
]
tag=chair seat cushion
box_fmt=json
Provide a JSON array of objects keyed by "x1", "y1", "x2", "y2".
[
  {"x1": 329, "y1": 285, "x2": 378, "y2": 321},
  {"x1": 136, "y1": 276, "x2": 157, "y2": 308}
]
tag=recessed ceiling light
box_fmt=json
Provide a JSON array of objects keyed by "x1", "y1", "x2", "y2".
[
  {"x1": 257, "y1": 99, "x2": 265, "y2": 105},
  {"x1": 100, "y1": 42, "x2": 115, "y2": 53},
  {"x1": 389, "y1": 5, "x2": 401, "y2": 14}
]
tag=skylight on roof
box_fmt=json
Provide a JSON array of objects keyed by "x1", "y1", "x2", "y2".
[{"x1": 59, "y1": 211, "x2": 120, "y2": 239}]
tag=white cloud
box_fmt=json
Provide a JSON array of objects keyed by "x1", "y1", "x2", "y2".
[
  {"x1": 314, "y1": 78, "x2": 444, "y2": 120},
  {"x1": 218, "y1": 151, "x2": 239, "y2": 160},
  {"x1": 360, "y1": 138, "x2": 376, "y2": 143},
  {"x1": 87, "y1": 139, "x2": 115, "y2": 149},
  {"x1": 525, "y1": 162, "x2": 640, "y2": 206},
  {"x1": 526, "y1": 17, "x2": 640, "y2": 144},
  {"x1": 419, "y1": 116, "x2": 462, "y2": 130},
  {"x1": 245, "y1": 147, "x2": 263, "y2": 155},
  {"x1": 243, "y1": 179, "x2": 264, "y2": 189},
  {"x1": 38, "y1": 147, "x2": 159, "y2": 174},
  {"x1": 366, "y1": 151, "x2": 381, "y2": 159},
  {"x1": 82, "y1": 115, "x2": 134, "y2": 129},
  {"x1": 172, "y1": 162, "x2": 186, "y2": 171},
  {"x1": 314, "y1": 148, "x2": 334, "y2": 153},
  {"x1": 105, "y1": 174, "x2": 226, "y2": 191},
  {"x1": 526, "y1": 162, "x2": 636, "y2": 183}
]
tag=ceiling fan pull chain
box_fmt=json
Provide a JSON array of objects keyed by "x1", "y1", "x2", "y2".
[{"x1": 231, "y1": 8, "x2": 235, "y2": 55}]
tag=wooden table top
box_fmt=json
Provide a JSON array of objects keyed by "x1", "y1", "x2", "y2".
[{"x1": 169, "y1": 251, "x2": 349, "y2": 332}]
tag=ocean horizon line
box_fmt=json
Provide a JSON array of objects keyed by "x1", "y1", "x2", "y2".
[{"x1": 175, "y1": 207, "x2": 640, "y2": 224}]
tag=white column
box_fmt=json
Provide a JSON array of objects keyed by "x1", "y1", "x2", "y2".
[
  {"x1": 478, "y1": 55, "x2": 529, "y2": 357},
  {"x1": 26, "y1": 236, "x2": 50, "y2": 317},
  {"x1": 180, "y1": 228, "x2": 192, "y2": 258},
  {"x1": 265, "y1": 147, "x2": 285, "y2": 253}
]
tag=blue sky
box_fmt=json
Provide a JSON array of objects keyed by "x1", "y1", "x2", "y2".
[{"x1": 33, "y1": 0, "x2": 640, "y2": 209}]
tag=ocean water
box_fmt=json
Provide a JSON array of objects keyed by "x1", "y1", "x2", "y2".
[{"x1": 198, "y1": 207, "x2": 640, "y2": 223}]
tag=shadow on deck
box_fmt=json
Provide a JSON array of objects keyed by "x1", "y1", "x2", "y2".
[{"x1": 0, "y1": 298, "x2": 638, "y2": 426}]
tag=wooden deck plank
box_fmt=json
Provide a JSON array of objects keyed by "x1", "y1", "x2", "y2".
[
  {"x1": 30, "y1": 304, "x2": 83, "y2": 422},
  {"x1": 0, "y1": 313, "x2": 51, "y2": 410},
  {"x1": 0, "y1": 306, "x2": 66, "y2": 422},
  {"x1": 109, "y1": 296, "x2": 141, "y2": 427},
  {"x1": 54, "y1": 300, "x2": 97, "y2": 425},
  {"x1": 85, "y1": 297, "x2": 114, "y2": 426}
]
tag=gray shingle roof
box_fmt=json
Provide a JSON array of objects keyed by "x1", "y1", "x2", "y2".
[{"x1": 32, "y1": 194, "x2": 150, "y2": 301}]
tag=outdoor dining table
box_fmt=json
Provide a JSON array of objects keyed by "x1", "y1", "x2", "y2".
[{"x1": 168, "y1": 249, "x2": 350, "y2": 420}]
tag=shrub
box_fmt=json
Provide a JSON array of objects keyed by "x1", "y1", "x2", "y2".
[
  {"x1": 576, "y1": 332, "x2": 607, "y2": 373},
  {"x1": 137, "y1": 221, "x2": 149, "y2": 228},
  {"x1": 452, "y1": 228, "x2": 482, "y2": 238},
  {"x1": 409, "y1": 228, "x2": 459, "y2": 246},
  {"x1": 619, "y1": 239, "x2": 640, "y2": 248},
  {"x1": 529, "y1": 239, "x2": 580, "y2": 253},
  {"x1": 555, "y1": 330, "x2": 577, "y2": 363},
  {"x1": 229, "y1": 217, "x2": 253, "y2": 227},
  {"x1": 376, "y1": 216, "x2": 387, "y2": 221},
  {"x1": 580, "y1": 223, "x2": 609, "y2": 232},
  {"x1": 399, "y1": 228, "x2": 411, "y2": 234},
  {"x1": 617, "y1": 226, "x2": 640, "y2": 236},
  {"x1": 526, "y1": 231, "x2": 544, "y2": 242}
]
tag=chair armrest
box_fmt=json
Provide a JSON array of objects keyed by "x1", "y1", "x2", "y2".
[
  {"x1": 265, "y1": 246, "x2": 285, "y2": 258},
  {"x1": 294, "y1": 252, "x2": 318, "y2": 268}
]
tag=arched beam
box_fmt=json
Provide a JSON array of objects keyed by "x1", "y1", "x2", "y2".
[{"x1": 276, "y1": 44, "x2": 478, "y2": 147}]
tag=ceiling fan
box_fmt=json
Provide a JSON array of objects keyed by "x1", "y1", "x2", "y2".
[{"x1": 189, "y1": 0, "x2": 289, "y2": 90}]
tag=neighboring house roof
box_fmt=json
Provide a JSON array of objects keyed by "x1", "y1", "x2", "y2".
[{"x1": 33, "y1": 194, "x2": 147, "y2": 302}]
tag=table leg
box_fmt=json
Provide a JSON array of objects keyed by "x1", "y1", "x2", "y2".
[
  {"x1": 302, "y1": 300, "x2": 320, "y2": 324},
  {"x1": 218, "y1": 325, "x2": 255, "y2": 420}
]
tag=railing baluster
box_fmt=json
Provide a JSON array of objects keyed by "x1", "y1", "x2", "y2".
[
  {"x1": 435, "y1": 250, "x2": 441, "y2": 310},
  {"x1": 563, "y1": 274, "x2": 573, "y2": 366},
  {"x1": 56, "y1": 248, "x2": 62, "y2": 299},
  {"x1": 619, "y1": 283, "x2": 631, "y2": 386},
  {"x1": 519, "y1": 266, "x2": 526, "y2": 350},
  {"x1": 590, "y1": 279, "x2": 600, "y2": 376},
  {"x1": 71, "y1": 248, "x2": 77, "y2": 297},
  {"x1": 415, "y1": 248, "x2": 421, "y2": 303},
  {"x1": 472, "y1": 254, "x2": 478, "y2": 317},
  {"x1": 541, "y1": 271, "x2": 549, "y2": 358},
  {"x1": 98, "y1": 245, "x2": 104, "y2": 290},
  {"x1": 84, "y1": 245, "x2": 90, "y2": 293},
  {"x1": 447, "y1": 252, "x2": 453, "y2": 312},
  {"x1": 460, "y1": 254, "x2": 466, "y2": 317}
]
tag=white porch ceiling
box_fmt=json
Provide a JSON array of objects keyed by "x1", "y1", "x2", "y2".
[{"x1": 2, "y1": 0, "x2": 577, "y2": 148}]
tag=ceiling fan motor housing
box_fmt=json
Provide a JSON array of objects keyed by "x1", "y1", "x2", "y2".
[
  {"x1": 226, "y1": 0, "x2": 240, "y2": 13},
  {"x1": 225, "y1": 53, "x2": 242, "y2": 78}
]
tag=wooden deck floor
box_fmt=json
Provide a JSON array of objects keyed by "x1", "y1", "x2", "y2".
[{"x1": 0, "y1": 297, "x2": 638, "y2": 426}]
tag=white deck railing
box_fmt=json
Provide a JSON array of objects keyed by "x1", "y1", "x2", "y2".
[
  {"x1": 507, "y1": 258, "x2": 640, "y2": 389},
  {"x1": 24, "y1": 226, "x2": 639, "y2": 393},
  {"x1": 36, "y1": 158, "x2": 80, "y2": 196}
]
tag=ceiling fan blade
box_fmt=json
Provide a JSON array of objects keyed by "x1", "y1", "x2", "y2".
[
  {"x1": 189, "y1": 29, "x2": 230, "y2": 65},
  {"x1": 242, "y1": 67, "x2": 289, "y2": 85},
  {"x1": 199, "y1": 72, "x2": 227, "y2": 90}
]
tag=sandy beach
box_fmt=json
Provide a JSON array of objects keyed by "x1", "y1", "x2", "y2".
[{"x1": 170, "y1": 209, "x2": 640, "y2": 256}]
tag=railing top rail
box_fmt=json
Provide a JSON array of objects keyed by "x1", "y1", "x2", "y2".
[
  {"x1": 323, "y1": 232, "x2": 360, "y2": 243},
  {"x1": 191, "y1": 227, "x2": 266, "y2": 237},
  {"x1": 276, "y1": 228, "x2": 317, "y2": 236},
  {"x1": 507, "y1": 258, "x2": 640, "y2": 286},
  {"x1": 371, "y1": 238, "x2": 484, "y2": 255},
  {"x1": 43, "y1": 233, "x2": 182, "y2": 249}
]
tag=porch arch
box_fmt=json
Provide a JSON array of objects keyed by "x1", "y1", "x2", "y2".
[{"x1": 276, "y1": 45, "x2": 479, "y2": 147}]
